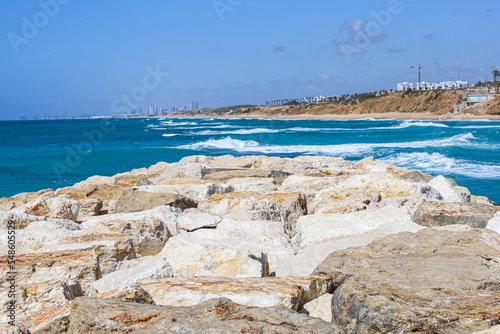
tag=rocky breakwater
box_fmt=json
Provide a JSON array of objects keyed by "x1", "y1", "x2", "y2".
[{"x1": 0, "y1": 155, "x2": 499, "y2": 333}]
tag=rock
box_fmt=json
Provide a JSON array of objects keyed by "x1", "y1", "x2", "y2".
[
  {"x1": 96, "y1": 285, "x2": 156, "y2": 305},
  {"x1": 413, "y1": 201, "x2": 497, "y2": 228},
  {"x1": 114, "y1": 190, "x2": 197, "y2": 213},
  {"x1": 12, "y1": 195, "x2": 79, "y2": 221},
  {"x1": 428, "y1": 175, "x2": 471, "y2": 202},
  {"x1": 355, "y1": 156, "x2": 410, "y2": 177},
  {"x1": 23, "y1": 302, "x2": 72, "y2": 333},
  {"x1": 303, "y1": 293, "x2": 333, "y2": 322},
  {"x1": 113, "y1": 174, "x2": 152, "y2": 187},
  {"x1": 202, "y1": 191, "x2": 307, "y2": 236},
  {"x1": 401, "y1": 170, "x2": 433, "y2": 183},
  {"x1": 226, "y1": 177, "x2": 278, "y2": 194},
  {"x1": 64, "y1": 297, "x2": 336, "y2": 333},
  {"x1": 311, "y1": 184, "x2": 381, "y2": 214},
  {"x1": 294, "y1": 207, "x2": 419, "y2": 251},
  {"x1": 91, "y1": 256, "x2": 173, "y2": 294},
  {"x1": 178, "y1": 209, "x2": 221, "y2": 231},
  {"x1": 0, "y1": 211, "x2": 45, "y2": 230},
  {"x1": 0, "y1": 188, "x2": 54, "y2": 211},
  {"x1": 62, "y1": 280, "x2": 83, "y2": 301},
  {"x1": 313, "y1": 229, "x2": 500, "y2": 333},
  {"x1": 0, "y1": 249, "x2": 101, "y2": 322},
  {"x1": 487, "y1": 212, "x2": 500, "y2": 235},
  {"x1": 276, "y1": 207, "x2": 423, "y2": 276},
  {"x1": 77, "y1": 198, "x2": 103, "y2": 217},
  {"x1": 139, "y1": 180, "x2": 234, "y2": 202},
  {"x1": 340, "y1": 173, "x2": 442, "y2": 201},
  {"x1": 139, "y1": 276, "x2": 332, "y2": 310},
  {"x1": 255, "y1": 156, "x2": 355, "y2": 175},
  {"x1": 474, "y1": 326, "x2": 500, "y2": 334},
  {"x1": 159, "y1": 233, "x2": 276, "y2": 278},
  {"x1": 136, "y1": 178, "x2": 153, "y2": 187},
  {"x1": 203, "y1": 169, "x2": 273, "y2": 182}
]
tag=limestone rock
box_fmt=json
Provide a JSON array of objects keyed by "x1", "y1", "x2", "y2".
[
  {"x1": 0, "y1": 211, "x2": 45, "y2": 230},
  {"x1": 487, "y1": 212, "x2": 500, "y2": 235},
  {"x1": 0, "y1": 188, "x2": 54, "y2": 212},
  {"x1": 413, "y1": 201, "x2": 497, "y2": 228},
  {"x1": 91, "y1": 256, "x2": 173, "y2": 294},
  {"x1": 0, "y1": 249, "x2": 101, "y2": 322},
  {"x1": 64, "y1": 297, "x2": 336, "y2": 333},
  {"x1": 311, "y1": 184, "x2": 381, "y2": 214},
  {"x1": 114, "y1": 190, "x2": 197, "y2": 213},
  {"x1": 96, "y1": 285, "x2": 155, "y2": 305},
  {"x1": 255, "y1": 155, "x2": 355, "y2": 175},
  {"x1": 203, "y1": 168, "x2": 273, "y2": 182},
  {"x1": 303, "y1": 293, "x2": 333, "y2": 322},
  {"x1": 294, "y1": 207, "x2": 419, "y2": 251},
  {"x1": 226, "y1": 177, "x2": 278, "y2": 194},
  {"x1": 313, "y1": 229, "x2": 500, "y2": 333},
  {"x1": 77, "y1": 198, "x2": 103, "y2": 217},
  {"x1": 139, "y1": 180, "x2": 234, "y2": 202},
  {"x1": 428, "y1": 175, "x2": 471, "y2": 202},
  {"x1": 178, "y1": 209, "x2": 221, "y2": 231},
  {"x1": 13, "y1": 195, "x2": 79, "y2": 221},
  {"x1": 139, "y1": 276, "x2": 332, "y2": 310}
]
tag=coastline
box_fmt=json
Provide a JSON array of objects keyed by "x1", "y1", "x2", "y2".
[{"x1": 161, "y1": 111, "x2": 500, "y2": 121}]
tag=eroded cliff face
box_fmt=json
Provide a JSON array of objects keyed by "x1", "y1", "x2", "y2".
[
  {"x1": 1, "y1": 155, "x2": 499, "y2": 333},
  {"x1": 175, "y1": 91, "x2": 467, "y2": 117}
]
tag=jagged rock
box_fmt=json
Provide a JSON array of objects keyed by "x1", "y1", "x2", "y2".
[
  {"x1": 226, "y1": 177, "x2": 278, "y2": 194},
  {"x1": 303, "y1": 293, "x2": 333, "y2": 322},
  {"x1": 158, "y1": 231, "x2": 287, "y2": 277},
  {"x1": 96, "y1": 284, "x2": 156, "y2": 305},
  {"x1": 313, "y1": 229, "x2": 500, "y2": 333},
  {"x1": 64, "y1": 297, "x2": 336, "y2": 333},
  {"x1": 114, "y1": 190, "x2": 197, "y2": 213},
  {"x1": 11, "y1": 195, "x2": 79, "y2": 221},
  {"x1": 178, "y1": 209, "x2": 221, "y2": 231},
  {"x1": 139, "y1": 179, "x2": 234, "y2": 202},
  {"x1": 139, "y1": 276, "x2": 332, "y2": 310},
  {"x1": 0, "y1": 211, "x2": 45, "y2": 230},
  {"x1": 487, "y1": 212, "x2": 500, "y2": 235},
  {"x1": 62, "y1": 280, "x2": 83, "y2": 301},
  {"x1": 113, "y1": 174, "x2": 151, "y2": 187},
  {"x1": 77, "y1": 198, "x2": 103, "y2": 217},
  {"x1": 203, "y1": 168, "x2": 273, "y2": 182},
  {"x1": 91, "y1": 256, "x2": 173, "y2": 294},
  {"x1": 428, "y1": 175, "x2": 471, "y2": 202},
  {"x1": 276, "y1": 207, "x2": 423, "y2": 276},
  {"x1": 401, "y1": 170, "x2": 434, "y2": 183},
  {"x1": 355, "y1": 156, "x2": 410, "y2": 177},
  {"x1": 0, "y1": 249, "x2": 101, "y2": 322},
  {"x1": 0, "y1": 189, "x2": 54, "y2": 212},
  {"x1": 254, "y1": 156, "x2": 355, "y2": 175},
  {"x1": 311, "y1": 184, "x2": 381, "y2": 214},
  {"x1": 413, "y1": 201, "x2": 497, "y2": 228},
  {"x1": 201, "y1": 191, "x2": 307, "y2": 235},
  {"x1": 294, "y1": 207, "x2": 419, "y2": 251}
]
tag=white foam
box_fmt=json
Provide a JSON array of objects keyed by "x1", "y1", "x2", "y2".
[
  {"x1": 194, "y1": 128, "x2": 282, "y2": 136},
  {"x1": 176, "y1": 133, "x2": 488, "y2": 156},
  {"x1": 162, "y1": 134, "x2": 179, "y2": 137},
  {"x1": 383, "y1": 152, "x2": 500, "y2": 179}
]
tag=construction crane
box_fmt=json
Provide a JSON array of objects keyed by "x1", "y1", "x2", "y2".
[{"x1": 411, "y1": 64, "x2": 446, "y2": 90}]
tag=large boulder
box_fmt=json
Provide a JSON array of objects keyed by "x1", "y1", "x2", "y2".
[
  {"x1": 428, "y1": 175, "x2": 471, "y2": 202},
  {"x1": 11, "y1": 195, "x2": 80, "y2": 221},
  {"x1": 313, "y1": 229, "x2": 500, "y2": 333},
  {"x1": 138, "y1": 276, "x2": 332, "y2": 311},
  {"x1": 63, "y1": 297, "x2": 337, "y2": 333},
  {"x1": 413, "y1": 201, "x2": 498, "y2": 228},
  {"x1": 114, "y1": 190, "x2": 197, "y2": 213}
]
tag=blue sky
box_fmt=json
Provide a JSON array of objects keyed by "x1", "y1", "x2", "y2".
[{"x1": 0, "y1": 0, "x2": 499, "y2": 120}]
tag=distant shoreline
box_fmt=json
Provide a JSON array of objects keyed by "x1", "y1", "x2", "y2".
[{"x1": 159, "y1": 112, "x2": 500, "y2": 121}]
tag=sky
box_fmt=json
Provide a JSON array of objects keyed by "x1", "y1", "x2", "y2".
[{"x1": 0, "y1": 0, "x2": 499, "y2": 120}]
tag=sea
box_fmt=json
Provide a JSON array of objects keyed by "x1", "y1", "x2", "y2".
[{"x1": 1, "y1": 117, "x2": 499, "y2": 203}]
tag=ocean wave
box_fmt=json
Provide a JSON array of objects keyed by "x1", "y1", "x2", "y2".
[
  {"x1": 162, "y1": 134, "x2": 179, "y2": 137},
  {"x1": 176, "y1": 133, "x2": 489, "y2": 156},
  {"x1": 382, "y1": 152, "x2": 500, "y2": 179},
  {"x1": 194, "y1": 128, "x2": 282, "y2": 136},
  {"x1": 179, "y1": 137, "x2": 259, "y2": 150},
  {"x1": 453, "y1": 125, "x2": 500, "y2": 129},
  {"x1": 159, "y1": 120, "x2": 199, "y2": 126}
]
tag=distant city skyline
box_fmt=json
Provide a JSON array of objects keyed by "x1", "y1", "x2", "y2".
[{"x1": 0, "y1": 1, "x2": 499, "y2": 120}]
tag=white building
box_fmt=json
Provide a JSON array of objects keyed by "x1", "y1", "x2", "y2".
[{"x1": 397, "y1": 82, "x2": 414, "y2": 91}]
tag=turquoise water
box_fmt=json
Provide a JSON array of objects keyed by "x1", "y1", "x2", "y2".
[{"x1": 1, "y1": 117, "x2": 499, "y2": 202}]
